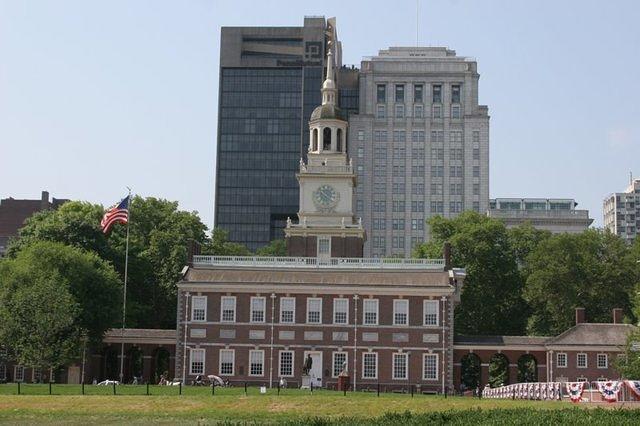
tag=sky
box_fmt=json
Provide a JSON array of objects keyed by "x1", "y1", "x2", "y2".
[{"x1": 1, "y1": 0, "x2": 639, "y2": 229}]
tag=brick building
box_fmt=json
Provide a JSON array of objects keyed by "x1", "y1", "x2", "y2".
[{"x1": 0, "y1": 190, "x2": 69, "y2": 256}]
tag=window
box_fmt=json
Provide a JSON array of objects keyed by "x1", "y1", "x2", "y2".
[
  {"x1": 451, "y1": 105, "x2": 461, "y2": 119},
  {"x1": 450, "y1": 148, "x2": 463, "y2": 161},
  {"x1": 450, "y1": 131, "x2": 463, "y2": 143},
  {"x1": 451, "y1": 84, "x2": 461, "y2": 103},
  {"x1": 395, "y1": 84, "x2": 405, "y2": 102},
  {"x1": 473, "y1": 147, "x2": 480, "y2": 160},
  {"x1": 411, "y1": 201, "x2": 425, "y2": 212},
  {"x1": 318, "y1": 236, "x2": 331, "y2": 256},
  {"x1": 280, "y1": 297, "x2": 295, "y2": 323},
  {"x1": 431, "y1": 201, "x2": 444, "y2": 214},
  {"x1": 219, "y1": 349, "x2": 234, "y2": 375},
  {"x1": 373, "y1": 219, "x2": 386, "y2": 230},
  {"x1": 356, "y1": 200, "x2": 363, "y2": 212},
  {"x1": 449, "y1": 201, "x2": 463, "y2": 213},
  {"x1": 449, "y1": 183, "x2": 463, "y2": 195},
  {"x1": 450, "y1": 166, "x2": 463, "y2": 177},
  {"x1": 392, "y1": 353, "x2": 408, "y2": 380},
  {"x1": 377, "y1": 84, "x2": 386, "y2": 103},
  {"x1": 373, "y1": 130, "x2": 388, "y2": 142},
  {"x1": 473, "y1": 201, "x2": 480, "y2": 212},
  {"x1": 357, "y1": 130, "x2": 365, "y2": 141},
  {"x1": 414, "y1": 104, "x2": 423, "y2": 118},
  {"x1": 473, "y1": 166, "x2": 480, "y2": 178},
  {"x1": 221, "y1": 296, "x2": 236, "y2": 322},
  {"x1": 307, "y1": 298, "x2": 322, "y2": 324},
  {"x1": 393, "y1": 299, "x2": 409, "y2": 326},
  {"x1": 577, "y1": 353, "x2": 587, "y2": 368},
  {"x1": 597, "y1": 354, "x2": 608, "y2": 369},
  {"x1": 414, "y1": 84, "x2": 423, "y2": 103},
  {"x1": 332, "y1": 352, "x2": 347, "y2": 378},
  {"x1": 392, "y1": 236, "x2": 405, "y2": 249},
  {"x1": 372, "y1": 236, "x2": 386, "y2": 249},
  {"x1": 392, "y1": 130, "x2": 406, "y2": 142},
  {"x1": 357, "y1": 147, "x2": 364, "y2": 158},
  {"x1": 395, "y1": 104, "x2": 404, "y2": 118},
  {"x1": 391, "y1": 218, "x2": 404, "y2": 230},
  {"x1": 362, "y1": 352, "x2": 378, "y2": 379},
  {"x1": 431, "y1": 183, "x2": 443, "y2": 195},
  {"x1": 472, "y1": 130, "x2": 480, "y2": 143},
  {"x1": 423, "y1": 300, "x2": 439, "y2": 326},
  {"x1": 333, "y1": 298, "x2": 349, "y2": 324},
  {"x1": 363, "y1": 299, "x2": 379, "y2": 325},
  {"x1": 432, "y1": 105, "x2": 442, "y2": 119},
  {"x1": 431, "y1": 130, "x2": 444, "y2": 143},
  {"x1": 250, "y1": 297, "x2": 266, "y2": 323},
  {"x1": 392, "y1": 183, "x2": 405, "y2": 194},
  {"x1": 191, "y1": 296, "x2": 207, "y2": 322},
  {"x1": 412, "y1": 182, "x2": 424, "y2": 194},
  {"x1": 556, "y1": 353, "x2": 567, "y2": 368},
  {"x1": 190, "y1": 348, "x2": 205, "y2": 375},
  {"x1": 249, "y1": 350, "x2": 264, "y2": 376},
  {"x1": 473, "y1": 184, "x2": 480, "y2": 195},
  {"x1": 14, "y1": 365, "x2": 25, "y2": 382},
  {"x1": 432, "y1": 84, "x2": 442, "y2": 103},
  {"x1": 376, "y1": 105, "x2": 386, "y2": 119},
  {"x1": 412, "y1": 130, "x2": 425, "y2": 142},
  {"x1": 392, "y1": 200, "x2": 405, "y2": 212},
  {"x1": 423, "y1": 354, "x2": 438, "y2": 380},
  {"x1": 279, "y1": 351, "x2": 294, "y2": 377},
  {"x1": 411, "y1": 219, "x2": 424, "y2": 231}
]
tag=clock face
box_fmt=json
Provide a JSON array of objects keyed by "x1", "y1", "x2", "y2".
[{"x1": 313, "y1": 184, "x2": 340, "y2": 211}]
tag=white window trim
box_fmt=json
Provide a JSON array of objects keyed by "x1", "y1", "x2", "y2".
[
  {"x1": 280, "y1": 297, "x2": 296, "y2": 324},
  {"x1": 363, "y1": 299, "x2": 379, "y2": 326},
  {"x1": 393, "y1": 299, "x2": 409, "y2": 326},
  {"x1": 362, "y1": 352, "x2": 378, "y2": 380},
  {"x1": 189, "y1": 348, "x2": 206, "y2": 375},
  {"x1": 218, "y1": 349, "x2": 235, "y2": 376},
  {"x1": 332, "y1": 351, "x2": 348, "y2": 378},
  {"x1": 577, "y1": 353, "x2": 588, "y2": 369},
  {"x1": 249, "y1": 349, "x2": 265, "y2": 377},
  {"x1": 250, "y1": 296, "x2": 266, "y2": 324},
  {"x1": 556, "y1": 352, "x2": 568, "y2": 368},
  {"x1": 597, "y1": 353, "x2": 608, "y2": 369},
  {"x1": 392, "y1": 353, "x2": 408, "y2": 380},
  {"x1": 191, "y1": 295, "x2": 207, "y2": 322},
  {"x1": 278, "y1": 350, "x2": 295, "y2": 378},
  {"x1": 220, "y1": 296, "x2": 236, "y2": 323},
  {"x1": 333, "y1": 298, "x2": 349, "y2": 325},
  {"x1": 423, "y1": 353, "x2": 439, "y2": 380},
  {"x1": 306, "y1": 297, "x2": 323, "y2": 324},
  {"x1": 317, "y1": 236, "x2": 331, "y2": 257},
  {"x1": 14, "y1": 365, "x2": 25, "y2": 382},
  {"x1": 423, "y1": 300, "x2": 439, "y2": 326}
]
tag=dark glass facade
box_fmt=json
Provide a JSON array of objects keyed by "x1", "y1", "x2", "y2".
[{"x1": 216, "y1": 67, "x2": 323, "y2": 250}]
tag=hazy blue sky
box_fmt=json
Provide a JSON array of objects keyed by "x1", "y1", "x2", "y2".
[{"x1": 1, "y1": 0, "x2": 638, "y2": 229}]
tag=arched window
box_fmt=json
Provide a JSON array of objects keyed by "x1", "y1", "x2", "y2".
[
  {"x1": 517, "y1": 354, "x2": 538, "y2": 383},
  {"x1": 488, "y1": 353, "x2": 510, "y2": 388},
  {"x1": 323, "y1": 127, "x2": 332, "y2": 151},
  {"x1": 336, "y1": 128, "x2": 343, "y2": 152},
  {"x1": 312, "y1": 128, "x2": 318, "y2": 152}
]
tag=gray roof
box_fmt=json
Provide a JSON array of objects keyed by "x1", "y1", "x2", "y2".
[
  {"x1": 310, "y1": 104, "x2": 346, "y2": 122},
  {"x1": 104, "y1": 328, "x2": 176, "y2": 340},
  {"x1": 454, "y1": 335, "x2": 550, "y2": 346},
  {"x1": 183, "y1": 267, "x2": 452, "y2": 288},
  {"x1": 546, "y1": 323, "x2": 637, "y2": 347}
]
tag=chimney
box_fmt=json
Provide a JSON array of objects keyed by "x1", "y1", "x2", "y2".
[
  {"x1": 41, "y1": 190, "x2": 50, "y2": 210},
  {"x1": 612, "y1": 308, "x2": 623, "y2": 324},
  {"x1": 443, "y1": 242, "x2": 452, "y2": 271},
  {"x1": 575, "y1": 307, "x2": 586, "y2": 325},
  {"x1": 186, "y1": 240, "x2": 202, "y2": 267}
]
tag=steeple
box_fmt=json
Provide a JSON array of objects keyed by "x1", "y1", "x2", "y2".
[{"x1": 322, "y1": 46, "x2": 337, "y2": 106}]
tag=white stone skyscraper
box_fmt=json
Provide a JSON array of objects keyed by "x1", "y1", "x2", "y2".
[
  {"x1": 603, "y1": 178, "x2": 640, "y2": 243},
  {"x1": 349, "y1": 47, "x2": 490, "y2": 257}
]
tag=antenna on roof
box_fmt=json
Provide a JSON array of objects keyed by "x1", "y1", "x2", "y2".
[
  {"x1": 416, "y1": 0, "x2": 419, "y2": 46},
  {"x1": 631, "y1": 171, "x2": 634, "y2": 185}
]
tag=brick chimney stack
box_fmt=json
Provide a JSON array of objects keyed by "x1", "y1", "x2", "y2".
[
  {"x1": 612, "y1": 308, "x2": 623, "y2": 324},
  {"x1": 40, "y1": 191, "x2": 49, "y2": 210},
  {"x1": 575, "y1": 307, "x2": 586, "y2": 325}
]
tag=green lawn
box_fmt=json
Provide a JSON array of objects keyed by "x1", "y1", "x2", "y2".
[{"x1": 0, "y1": 385, "x2": 639, "y2": 424}]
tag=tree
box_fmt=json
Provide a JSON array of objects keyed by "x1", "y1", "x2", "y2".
[
  {"x1": 507, "y1": 224, "x2": 551, "y2": 268},
  {"x1": 614, "y1": 327, "x2": 640, "y2": 378},
  {"x1": 414, "y1": 212, "x2": 528, "y2": 335},
  {"x1": 6, "y1": 197, "x2": 251, "y2": 329},
  {"x1": 255, "y1": 239, "x2": 287, "y2": 257},
  {"x1": 0, "y1": 241, "x2": 121, "y2": 371},
  {"x1": 524, "y1": 230, "x2": 638, "y2": 335}
]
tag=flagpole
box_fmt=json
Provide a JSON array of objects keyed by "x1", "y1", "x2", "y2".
[{"x1": 119, "y1": 188, "x2": 132, "y2": 384}]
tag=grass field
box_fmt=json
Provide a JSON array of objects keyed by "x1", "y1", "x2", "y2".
[{"x1": 1, "y1": 385, "x2": 639, "y2": 424}]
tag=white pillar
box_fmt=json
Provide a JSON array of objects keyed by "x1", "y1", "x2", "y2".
[
  {"x1": 318, "y1": 128, "x2": 324, "y2": 153},
  {"x1": 331, "y1": 127, "x2": 337, "y2": 152}
]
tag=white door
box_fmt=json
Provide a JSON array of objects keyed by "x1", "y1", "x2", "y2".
[{"x1": 304, "y1": 351, "x2": 323, "y2": 387}]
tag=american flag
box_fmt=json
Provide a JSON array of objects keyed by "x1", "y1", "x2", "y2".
[{"x1": 101, "y1": 195, "x2": 130, "y2": 234}]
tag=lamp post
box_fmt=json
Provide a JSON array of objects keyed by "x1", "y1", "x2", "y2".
[
  {"x1": 269, "y1": 293, "x2": 276, "y2": 388},
  {"x1": 441, "y1": 296, "x2": 447, "y2": 395},
  {"x1": 353, "y1": 294, "x2": 359, "y2": 392},
  {"x1": 181, "y1": 292, "x2": 190, "y2": 384}
]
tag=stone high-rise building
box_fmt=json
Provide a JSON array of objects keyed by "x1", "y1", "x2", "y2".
[
  {"x1": 349, "y1": 47, "x2": 490, "y2": 257},
  {"x1": 603, "y1": 178, "x2": 640, "y2": 243}
]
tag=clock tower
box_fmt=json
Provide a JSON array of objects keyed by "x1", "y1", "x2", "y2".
[{"x1": 285, "y1": 43, "x2": 365, "y2": 259}]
